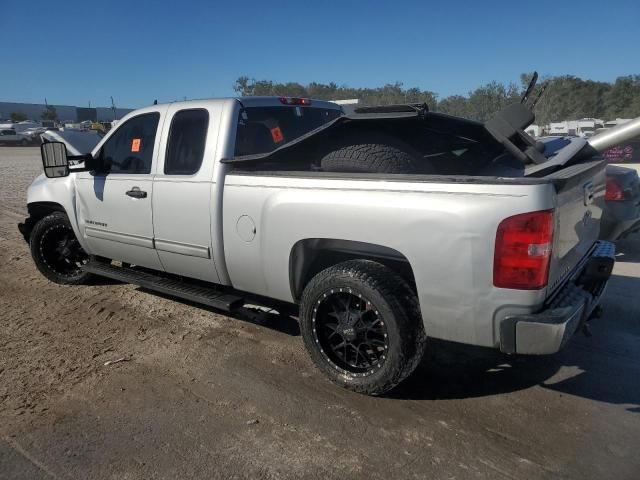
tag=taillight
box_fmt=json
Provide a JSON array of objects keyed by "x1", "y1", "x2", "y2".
[
  {"x1": 605, "y1": 177, "x2": 625, "y2": 201},
  {"x1": 279, "y1": 97, "x2": 312, "y2": 106},
  {"x1": 493, "y1": 210, "x2": 554, "y2": 290}
]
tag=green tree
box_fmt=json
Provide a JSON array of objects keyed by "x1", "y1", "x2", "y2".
[
  {"x1": 10, "y1": 112, "x2": 27, "y2": 122},
  {"x1": 604, "y1": 75, "x2": 640, "y2": 119},
  {"x1": 41, "y1": 105, "x2": 58, "y2": 121},
  {"x1": 233, "y1": 73, "x2": 640, "y2": 123}
]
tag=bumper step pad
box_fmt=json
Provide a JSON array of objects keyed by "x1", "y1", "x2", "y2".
[{"x1": 83, "y1": 262, "x2": 244, "y2": 312}]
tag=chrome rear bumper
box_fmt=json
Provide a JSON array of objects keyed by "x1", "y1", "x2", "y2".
[{"x1": 500, "y1": 241, "x2": 615, "y2": 355}]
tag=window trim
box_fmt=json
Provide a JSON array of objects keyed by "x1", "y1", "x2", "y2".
[
  {"x1": 99, "y1": 111, "x2": 160, "y2": 175},
  {"x1": 163, "y1": 108, "x2": 210, "y2": 176}
]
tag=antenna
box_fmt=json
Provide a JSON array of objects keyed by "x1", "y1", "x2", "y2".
[
  {"x1": 520, "y1": 71, "x2": 538, "y2": 105},
  {"x1": 530, "y1": 81, "x2": 548, "y2": 109},
  {"x1": 110, "y1": 96, "x2": 116, "y2": 121}
]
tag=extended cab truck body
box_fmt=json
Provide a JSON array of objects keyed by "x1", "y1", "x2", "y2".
[{"x1": 20, "y1": 95, "x2": 628, "y2": 394}]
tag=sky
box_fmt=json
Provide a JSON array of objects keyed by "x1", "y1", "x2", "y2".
[{"x1": 2, "y1": 0, "x2": 639, "y2": 109}]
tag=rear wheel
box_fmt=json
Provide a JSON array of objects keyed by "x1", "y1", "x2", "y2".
[
  {"x1": 29, "y1": 212, "x2": 92, "y2": 285},
  {"x1": 299, "y1": 260, "x2": 426, "y2": 395}
]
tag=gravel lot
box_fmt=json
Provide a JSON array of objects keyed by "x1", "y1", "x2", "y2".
[{"x1": 1, "y1": 147, "x2": 639, "y2": 480}]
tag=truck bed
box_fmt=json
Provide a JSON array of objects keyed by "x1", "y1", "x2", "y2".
[{"x1": 221, "y1": 157, "x2": 605, "y2": 348}]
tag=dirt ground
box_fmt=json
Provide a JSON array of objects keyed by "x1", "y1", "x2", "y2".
[{"x1": 1, "y1": 147, "x2": 639, "y2": 480}]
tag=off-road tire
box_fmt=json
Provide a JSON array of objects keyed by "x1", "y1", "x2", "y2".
[
  {"x1": 29, "y1": 212, "x2": 93, "y2": 285},
  {"x1": 320, "y1": 132, "x2": 431, "y2": 174},
  {"x1": 299, "y1": 260, "x2": 427, "y2": 395}
]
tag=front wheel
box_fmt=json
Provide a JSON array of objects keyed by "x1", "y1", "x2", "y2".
[
  {"x1": 299, "y1": 260, "x2": 427, "y2": 395},
  {"x1": 29, "y1": 212, "x2": 92, "y2": 284}
]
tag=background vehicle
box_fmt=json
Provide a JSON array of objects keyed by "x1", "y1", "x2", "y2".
[
  {"x1": 0, "y1": 128, "x2": 29, "y2": 146},
  {"x1": 601, "y1": 165, "x2": 640, "y2": 240},
  {"x1": 20, "y1": 88, "x2": 635, "y2": 394},
  {"x1": 604, "y1": 139, "x2": 640, "y2": 176},
  {"x1": 20, "y1": 127, "x2": 47, "y2": 144}
]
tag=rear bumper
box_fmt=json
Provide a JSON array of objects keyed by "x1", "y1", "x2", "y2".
[{"x1": 500, "y1": 241, "x2": 615, "y2": 355}]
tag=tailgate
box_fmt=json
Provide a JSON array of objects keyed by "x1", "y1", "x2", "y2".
[{"x1": 546, "y1": 160, "x2": 606, "y2": 292}]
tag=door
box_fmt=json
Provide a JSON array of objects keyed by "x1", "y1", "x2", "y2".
[
  {"x1": 76, "y1": 110, "x2": 164, "y2": 270},
  {"x1": 151, "y1": 105, "x2": 222, "y2": 283}
]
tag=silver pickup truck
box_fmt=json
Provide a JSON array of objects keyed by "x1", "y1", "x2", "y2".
[{"x1": 19, "y1": 91, "x2": 635, "y2": 395}]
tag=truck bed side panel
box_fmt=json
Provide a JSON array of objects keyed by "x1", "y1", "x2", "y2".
[{"x1": 222, "y1": 174, "x2": 553, "y2": 348}]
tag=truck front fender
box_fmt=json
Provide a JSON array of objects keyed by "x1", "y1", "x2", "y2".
[{"x1": 21, "y1": 174, "x2": 87, "y2": 251}]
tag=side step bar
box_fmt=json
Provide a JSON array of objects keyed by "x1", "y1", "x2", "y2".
[{"x1": 83, "y1": 262, "x2": 245, "y2": 312}]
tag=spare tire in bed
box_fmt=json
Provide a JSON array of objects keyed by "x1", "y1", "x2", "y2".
[{"x1": 320, "y1": 132, "x2": 433, "y2": 174}]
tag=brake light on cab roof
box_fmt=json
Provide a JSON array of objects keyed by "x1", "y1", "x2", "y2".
[{"x1": 279, "y1": 97, "x2": 312, "y2": 106}]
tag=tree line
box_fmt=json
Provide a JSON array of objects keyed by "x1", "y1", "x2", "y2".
[{"x1": 234, "y1": 74, "x2": 640, "y2": 124}]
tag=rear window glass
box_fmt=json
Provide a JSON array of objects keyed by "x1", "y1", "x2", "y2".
[
  {"x1": 165, "y1": 109, "x2": 209, "y2": 175},
  {"x1": 234, "y1": 106, "x2": 341, "y2": 157}
]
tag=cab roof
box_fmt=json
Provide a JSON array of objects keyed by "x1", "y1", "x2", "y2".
[{"x1": 134, "y1": 96, "x2": 342, "y2": 111}]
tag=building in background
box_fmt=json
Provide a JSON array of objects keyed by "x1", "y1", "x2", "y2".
[
  {"x1": 0, "y1": 101, "x2": 133, "y2": 124},
  {"x1": 525, "y1": 124, "x2": 544, "y2": 137}
]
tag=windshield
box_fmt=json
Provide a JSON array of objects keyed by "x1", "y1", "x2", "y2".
[{"x1": 234, "y1": 106, "x2": 341, "y2": 156}]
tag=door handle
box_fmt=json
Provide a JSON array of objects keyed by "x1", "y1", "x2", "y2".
[{"x1": 125, "y1": 187, "x2": 147, "y2": 199}]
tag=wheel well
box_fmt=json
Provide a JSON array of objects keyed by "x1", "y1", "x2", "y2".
[
  {"x1": 20, "y1": 202, "x2": 66, "y2": 242},
  {"x1": 289, "y1": 238, "x2": 417, "y2": 301}
]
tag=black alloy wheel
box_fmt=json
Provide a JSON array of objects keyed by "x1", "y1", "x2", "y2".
[
  {"x1": 29, "y1": 212, "x2": 93, "y2": 284},
  {"x1": 312, "y1": 289, "x2": 389, "y2": 377},
  {"x1": 300, "y1": 260, "x2": 427, "y2": 395}
]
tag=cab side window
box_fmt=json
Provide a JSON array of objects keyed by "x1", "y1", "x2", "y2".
[
  {"x1": 101, "y1": 113, "x2": 159, "y2": 174},
  {"x1": 164, "y1": 109, "x2": 209, "y2": 175}
]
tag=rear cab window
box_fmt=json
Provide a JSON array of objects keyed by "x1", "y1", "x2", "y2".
[
  {"x1": 234, "y1": 104, "x2": 341, "y2": 157},
  {"x1": 164, "y1": 109, "x2": 209, "y2": 175}
]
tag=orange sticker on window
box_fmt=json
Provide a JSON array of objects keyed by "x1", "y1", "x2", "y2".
[
  {"x1": 270, "y1": 127, "x2": 284, "y2": 144},
  {"x1": 131, "y1": 138, "x2": 141, "y2": 152}
]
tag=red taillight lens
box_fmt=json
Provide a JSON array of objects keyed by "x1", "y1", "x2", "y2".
[
  {"x1": 493, "y1": 210, "x2": 554, "y2": 290},
  {"x1": 279, "y1": 97, "x2": 312, "y2": 106},
  {"x1": 605, "y1": 177, "x2": 625, "y2": 201}
]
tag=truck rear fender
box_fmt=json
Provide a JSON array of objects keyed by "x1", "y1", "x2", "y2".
[{"x1": 289, "y1": 238, "x2": 417, "y2": 301}]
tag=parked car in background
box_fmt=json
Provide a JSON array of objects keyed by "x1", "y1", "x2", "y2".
[
  {"x1": 0, "y1": 128, "x2": 30, "y2": 146},
  {"x1": 21, "y1": 127, "x2": 47, "y2": 144},
  {"x1": 600, "y1": 165, "x2": 640, "y2": 240},
  {"x1": 604, "y1": 139, "x2": 640, "y2": 176}
]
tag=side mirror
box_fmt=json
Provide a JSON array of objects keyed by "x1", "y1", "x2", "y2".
[{"x1": 41, "y1": 141, "x2": 70, "y2": 178}]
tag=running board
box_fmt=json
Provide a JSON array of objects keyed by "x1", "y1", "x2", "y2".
[{"x1": 83, "y1": 262, "x2": 245, "y2": 312}]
